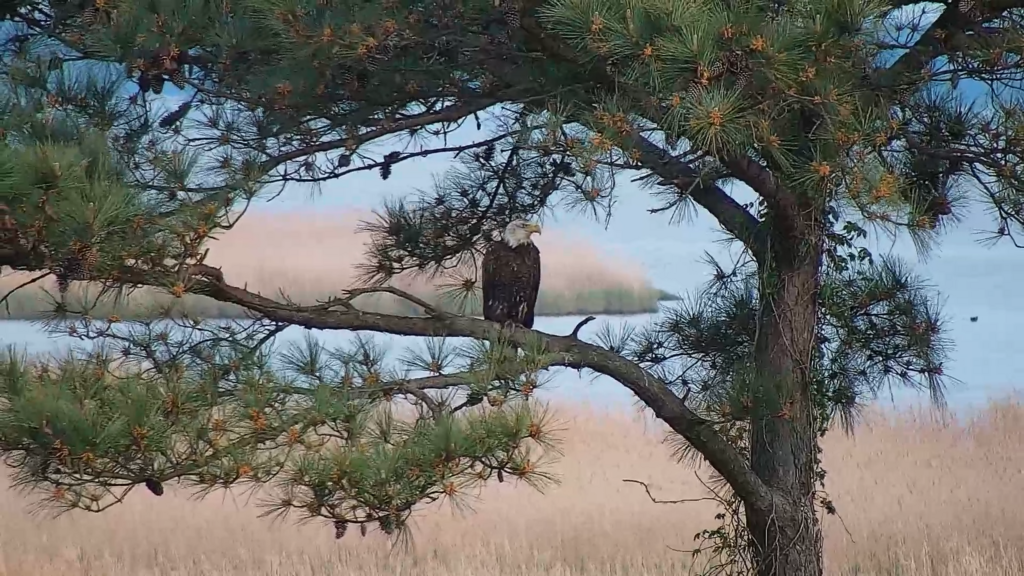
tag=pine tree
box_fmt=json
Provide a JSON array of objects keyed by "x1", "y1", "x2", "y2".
[{"x1": 0, "y1": 0, "x2": 1021, "y2": 574}]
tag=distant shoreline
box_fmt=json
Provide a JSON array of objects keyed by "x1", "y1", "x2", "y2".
[
  {"x1": 0, "y1": 287, "x2": 681, "y2": 321},
  {"x1": 1, "y1": 210, "x2": 679, "y2": 321}
]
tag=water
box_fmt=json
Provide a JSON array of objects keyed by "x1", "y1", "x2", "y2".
[
  {"x1": 1, "y1": 305, "x2": 1018, "y2": 419},
  {"x1": 258, "y1": 162, "x2": 1024, "y2": 413},
  {"x1": 3, "y1": 180, "x2": 1022, "y2": 418}
]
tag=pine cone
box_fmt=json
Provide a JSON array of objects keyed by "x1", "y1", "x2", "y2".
[
  {"x1": 54, "y1": 242, "x2": 99, "y2": 293},
  {"x1": 894, "y1": 84, "x2": 914, "y2": 104},
  {"x1": 170, "y1": 69, "x2": 187, "y2": 90},
  {"x1": 481, "y1": 142, "x2": 496, "y2": 163},
  {"x1": 81, "y1": 6, "x2": 99, "y2": 26},
  {"x1": 706, "y1": 59, "x2": 727, "y2": 79},
  {"x1": 144, "y1": 477, "x2": 164, "y2": 496},
  {"x1": 79, "y1": 244, "x2": 99, "y2": 270},
  {"x1": 501, "y1": 0, "x2": 521, "y2": 28},
  {"x1": 958, "y1": 0, "x2": 981, "y2": 19},
  {"x1": 685, "y1": 80, "x2": 705, "y2": 100},
  {"x1": 333, "y1": 519, "x2": 348, "y2": 539},
  {"x1": 724, "y1": 50, "x2": 752, "y2": 87},
  {"x1": 924, "y1": 193, "x2": 953, "y2": 220},
  {"x1": 158, "y1": 101, "x2": 192, "y2": 129},
  {"x1": 150, "y1": 74, "x2": 165, "y2": 95},
  {"x1": 54, "y1": 258, "x2": 84, "y2": 294}
]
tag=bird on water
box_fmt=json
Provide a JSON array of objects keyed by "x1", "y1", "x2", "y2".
[{"x1": 481, "y1": 219, "x2": 542, "y2": 329}]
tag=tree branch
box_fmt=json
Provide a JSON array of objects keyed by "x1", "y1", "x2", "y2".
[
  {"x1": 299, "y1": 134, "x2": 509, "y2": 183},
  {"x1": 514, "y1": 14, "x2": 767, "y2": 259},
  {"x1": 629, "y1": 135, "x2": 767, "y2": 259},
  {"x1": 622, "y1": 478, "x2": 720, "y2": 505},
  {"x1": 177, "y1": 271, "x2": 773, "y2": 509},
  {"x1": 260, "y1": 98, "x2": 505, "y2": 176},
  {"x1": 719, "y1": 155, "x2": 797, "y2": 215},
  {"x1": 883, "y1": 1, "x2": 1024, "y2": 84}
]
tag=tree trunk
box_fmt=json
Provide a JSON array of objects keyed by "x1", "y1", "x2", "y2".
[{"x1": 745, "y1": 231, "x2": 825, "y2": 576}]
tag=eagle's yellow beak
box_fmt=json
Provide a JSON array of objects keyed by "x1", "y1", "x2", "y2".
[{"x1": 527, "y1": 223, "x2": 542, "y2": 235}]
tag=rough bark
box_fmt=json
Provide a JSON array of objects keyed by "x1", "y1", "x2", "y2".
[{"x1": 745, "y1": 218, "x2": 825, "y2": 576}]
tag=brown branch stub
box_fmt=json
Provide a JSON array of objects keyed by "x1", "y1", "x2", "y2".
[{"x1": 568, "y1": 315, "x2": 596, "y2": 339}]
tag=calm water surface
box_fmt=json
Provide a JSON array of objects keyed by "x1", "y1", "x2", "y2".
[{"x1": 1, "y1": 306, "x2": 1018, "y2": 419}]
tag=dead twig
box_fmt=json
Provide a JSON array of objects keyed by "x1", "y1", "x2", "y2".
[
  {"x1": 0, "y1": 271, "x2": 51, "y2": 316},
  {"x1": 568, "y1": 315, "x2": 596, "y2": 338},
  {"x1": 344, "y1": 286, "x2": 446, "y2": 317},
  {"x1": 622, "y1": 478, "x2": 720, "y2": 505}
]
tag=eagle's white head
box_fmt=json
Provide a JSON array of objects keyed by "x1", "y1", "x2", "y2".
[{"x1": 502, "y1": 219, "x2": 542, "y2": 247}]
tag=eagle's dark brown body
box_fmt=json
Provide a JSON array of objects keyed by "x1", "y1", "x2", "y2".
[{"x1": 481, "y1": 239, "x2": 541, "y2": 329}]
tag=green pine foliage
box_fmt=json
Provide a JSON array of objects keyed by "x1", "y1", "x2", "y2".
[
  {"x1": 0, "y1": 0, "x2": 1022, "y2": 571},
  {"x1": 0, "y1": 319, "x2": 561, "y2": 532}
]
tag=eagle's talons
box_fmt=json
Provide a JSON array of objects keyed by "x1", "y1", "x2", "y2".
[{"x1": 568, "y1": 315, "x2": 596, "y2": 339}]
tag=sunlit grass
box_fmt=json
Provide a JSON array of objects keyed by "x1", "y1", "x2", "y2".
[{"x1": 2, "y1": 397, "x2": 1023, "y2": 575}]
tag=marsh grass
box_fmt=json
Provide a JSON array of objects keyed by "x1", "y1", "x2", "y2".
[
  {"x1": 0, "y1": 210, "x2": 667, "y2": 320},
  {"x1": 1, "y1": 397, "x2": 1023, "y2": 575}
]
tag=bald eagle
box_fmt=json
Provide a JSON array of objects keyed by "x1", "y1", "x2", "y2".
[{"x1": 482, "y1": 219, "x2": 542, "y2": 329}]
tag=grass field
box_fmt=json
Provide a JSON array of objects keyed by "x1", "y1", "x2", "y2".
[
  {"x1": 1, "y1": 398, "x2": 1022, "y2": 575},
  {"x1": 0, "y1": 210, "x2": 670, "y2": 320}
]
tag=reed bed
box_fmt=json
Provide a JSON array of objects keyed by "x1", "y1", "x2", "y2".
[{"x1": 1, "y1": 397, "x2": 1023, "y2": 575}]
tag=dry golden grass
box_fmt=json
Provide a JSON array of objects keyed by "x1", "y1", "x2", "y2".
[
  {"x1": 0, "y1": 209, "x2": 668, "y2": 319},
  {"x1": 2, "y1": 397, "x2": 1024, "y2": 575}
]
